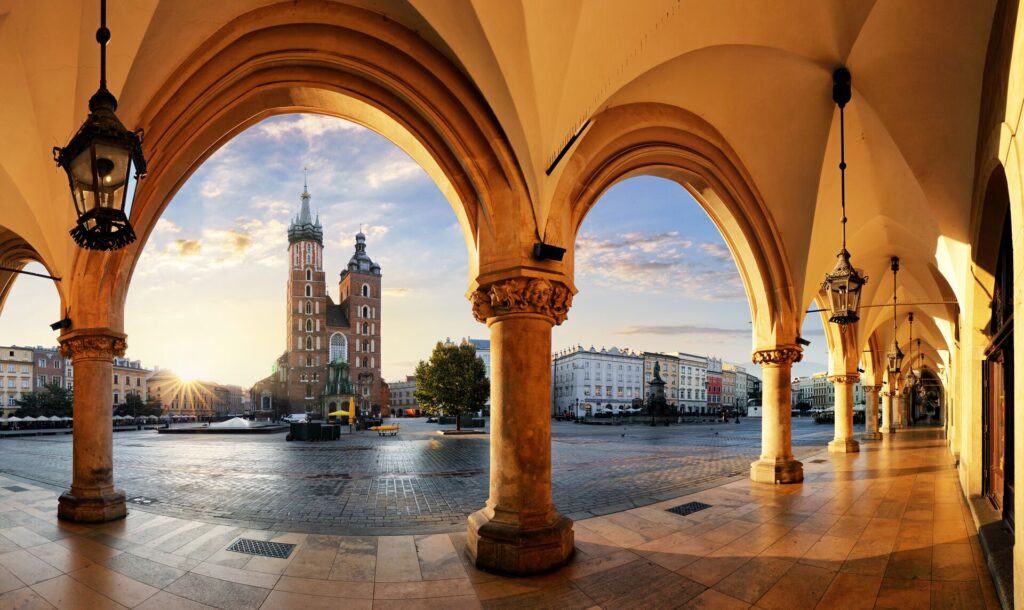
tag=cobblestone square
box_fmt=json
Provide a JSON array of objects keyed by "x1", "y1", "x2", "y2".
[{"x1": 0, "y1": 418, "x2": 840, "y2": 534}]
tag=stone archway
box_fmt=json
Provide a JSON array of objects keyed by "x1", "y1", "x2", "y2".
[
  {"x1": 549, "y1": 102, "x2": 804, "y2": 485},
  {"x1": 53, "y1": 1, "x2": 530, "y2": 527}
]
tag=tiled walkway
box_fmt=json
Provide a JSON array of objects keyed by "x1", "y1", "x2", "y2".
[{"x1": 0, "y1": 427, "x2": 1001, "y2": 609}]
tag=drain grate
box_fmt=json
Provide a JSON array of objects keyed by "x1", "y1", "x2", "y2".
[
  {"x1": 809, "y1": 459, "x2": 827, "y2": 464},
  {"x1": 2, "y1": 486, "x2": 27, "y2": 493},
  {"x1": 226, "y1": 538, "x2": 296, "y2": 559},
  {"x1": 666, "y1": 501, "x2": 712, "y2": 516},
  {"x1": 128, "y1": 496, "x2": 158, "y2": 505}
]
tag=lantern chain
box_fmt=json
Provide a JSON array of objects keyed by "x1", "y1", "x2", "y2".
[{"x1": 97, "y1": 0, "x2": 109, "y2": 91}]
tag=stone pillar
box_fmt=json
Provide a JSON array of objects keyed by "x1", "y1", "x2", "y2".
[
  {"x1": 894, "y1": 390, "x2": 905, "y2": 429},
  {"x1": 57, "y1": 328, "x2": 127, "y2": 523},
  {"x1": 466, "y1": 277, "x2": 574, "y2": 574},
  {"x1": 828, "y1": 374, "x2": 860, "y2": 453},
  {"x1": 880, "y1": 389, "x2": 896, "y2": 434},
  {"x1": 750, "y1": 347, "x2": 803, "y2": 484},
  {"x1": 862, "y1": 385, "x2": 882, "y2": 440}
]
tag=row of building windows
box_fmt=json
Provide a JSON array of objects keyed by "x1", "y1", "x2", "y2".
[{"x1": 3, "y1": 364, "x2": 30, "y2": 374}]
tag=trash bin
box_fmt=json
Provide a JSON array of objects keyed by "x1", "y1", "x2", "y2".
[
  {"x1": 289, "y1": 422, "x2": 308, "y2": 441},
  {"x1": 306, "y1": 421, "x2": 321, "y2": 441}
]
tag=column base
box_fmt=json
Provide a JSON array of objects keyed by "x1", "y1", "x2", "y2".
[
  {"x1": 861, "y1": 431, "x2": 882, "y2": 440},
  {"x1": 828, "y1": 438, "x2": 860, "y2": 453},
  {"x1": 749, "y1": 458, "x2": 803, "y2": 484},
  {"x1": 880, "y1": 426, "x2": 897, "y2": 434},
  {"x1": 466, "y1": 508, "x2": 574, "y2": 575},
  {"x1": 57, "y1": 489, "x2": 126, "y2": 523}
]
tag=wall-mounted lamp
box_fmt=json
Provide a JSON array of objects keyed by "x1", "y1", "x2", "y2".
[{"x1": 532, "y1": 242, "x2": 566, "y2": 262}]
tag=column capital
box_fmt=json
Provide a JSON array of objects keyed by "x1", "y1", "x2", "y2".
[
  {"x1": 58, "y1": 328, "x2": 127, "y2": 362},
  {"x1": 470, "y1": 277, "x2": 573, "y2": 325},
  {"x1": 827, "y1": 374, "x2": 860, "y2": 384},
  {"x1": 752, "y1": 346, "x2": 802, "y2": 366},
  {"x1": 864, "y1": 384, "x2": 882, "y2": 392}
]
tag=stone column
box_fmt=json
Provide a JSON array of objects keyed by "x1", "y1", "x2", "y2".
[
  {"x1": 57, "y1": 328, "x2": 127, "y2": 522},
  {"x1": 828, "y1": 374, "x2": 860, "y2": 453},
  {"x1": 750, "y1": 347, "x2": 803, "y2": 484},
  {"x1": 466, "y1": 277, "x2": 574, "y2": 574},
  {"x1": 894, "y1": 390, "x2": 905, "y2": 429},
  {"x1": 862, "y1": 385, "x2": 882, "y2": 440},
  {"x1": 880, "y1": 389, "x2": 896, "y2": 434}
]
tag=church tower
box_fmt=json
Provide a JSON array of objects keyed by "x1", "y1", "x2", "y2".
[
  {"x1": 285, "y1": 174, "x2": 328, "y2": 406},
  {"x1": 339, "y1": 231, "x2": 383, "y2": 414}
]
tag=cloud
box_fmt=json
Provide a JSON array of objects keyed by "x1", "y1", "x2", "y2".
[
  {"x1": 616, "y1": 325, "x2": 750, "y2": 338},
  {"x1": 257, "y1": 115, "x2": 364, "y2": 140},
  {"x1": 575, "y1": 230, "x2": 743, "y2": 300},
  {"x1": 154, "y1": 219, "x2": 182, "y2": 234},
  {"x1": 171, "y1": 240, "x2": 202, "y2": 257},
  {"x1": 366, "y1": 158, "x2": 422, "y2": 188},
  {"x1": 384, "y1": 288, "x2": 413, "y2": 298}
]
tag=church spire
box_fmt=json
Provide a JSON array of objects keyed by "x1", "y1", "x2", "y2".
[{"x1": 288, "y1": 169, "x2": 323, "y2": 244}]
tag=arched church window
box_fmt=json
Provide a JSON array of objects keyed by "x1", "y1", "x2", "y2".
[
  {"x1": 306, "y1": 336, "x2": 313, "y2": 351},
  {"x1": 306, "y1": 268, "x2": 312, "y2": 281},
  {"x1": 362, "y1": 284, "x2": 370, "y2": 297},
  {"x1": 305, "y1": 319, "x2": 313, "y2": 332},
  {"x1": 305, "y1": 284, "x2": 312, "y2": 297},
  {"x1": 329, "y1": 333, "x2": 347, "y2": 363},
  {"x1": 305, "y1": 301, "x2": 312, "y2": 315},
  {"x1": 362, "y1": 306, "x2": 369, "y2": 318}
]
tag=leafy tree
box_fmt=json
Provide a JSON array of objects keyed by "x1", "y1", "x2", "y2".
[
  {"x1": 795, "y1": 401, "x2": 812, "y2": 413},
  {"x1": 115, "y1": 394, "x2": 163, "y2": 418},
  {"x1": 15, "y1": 381, "x2": 73, "y2": 418},
  {"x1": 414, "y1": 341, "x2": 489, "y2": 430}
]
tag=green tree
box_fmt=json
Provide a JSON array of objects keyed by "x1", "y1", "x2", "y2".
[
  {"x1": 15, "y1": 381, "x2": 73, "y2": 418},
  {"x1": 115, "y1": 394, "x2": 163, "y2": 418},
  {"x1": 414, "y1": 341, "x2": 489, "y2": 431}
]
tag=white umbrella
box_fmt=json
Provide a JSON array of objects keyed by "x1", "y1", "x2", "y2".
[
  {"x1": 7, "y1": 416, "x2": 21, "y2": 422},
  {"x1": 48, "y1": 416, "x2": 61, "y2": 422},
  {"x1": 20, "y1": 416, "x2": 36, "y2": 422}
]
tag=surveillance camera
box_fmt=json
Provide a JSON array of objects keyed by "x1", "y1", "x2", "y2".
[
  {"x1": 49, "y1": 318, "x2": 71, "y2": 331},
  {"x1": 796, "y1": 336, "x2": 811, "y2": 346}
]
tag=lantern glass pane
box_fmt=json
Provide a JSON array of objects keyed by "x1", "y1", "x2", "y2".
[
  {"x1": 93, "y1": 141, "x2": 131, "y2": 211},
  {"x1": 68, "y1": 147, "x2": 96, "y2": 215}
]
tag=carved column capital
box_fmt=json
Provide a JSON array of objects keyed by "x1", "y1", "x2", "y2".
[
  {"x1": 59, "y1": 329, "x2": 127, "y2": 362},
  {"x1": 751, "y1": 347, "x2": 802, "y2": 366},
  {"x1": 470, "y1": 277, "x2": 573, "y2": 325},
  {"x1": 864, "y1": 385, "x2": 882, "y2": 393},
  {"x1": 827, "y1": 374, "x2": 861, "y2": 385}
]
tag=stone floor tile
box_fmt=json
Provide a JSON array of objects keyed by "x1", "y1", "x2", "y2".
[
  {"x1": 374, "y1": 578, "x2": 475, "y2": 599},
  {"x1": 801, "y1": 534, "x2": 857, "y2": 570},
  {"x1": 755, "y1": 562, "x2": 835, "y2": 609},
  {"x1": 68, "y1": 563, "x2": 159, "y2": 607},
  {"x1": 874, "y1": 577, "x2": 931, "y2": 609},
  {"x1": 27, "y1": 541, "x2": 94, "y2": 573},
  {"x1": 30, "y1": 574, "x2": 127, "y2": 610},
  {"x1": 375, "y1": 535, "x2": 421, "y2": 583},
  {"x1": 0, "y1": 562, "x2": 25, "y2": 595},
  {"x1": 102, "y1": 552, "x2": 186, "y2": 589},
  {"x1": 281, "y1": 535, "x2": 338, "y2": 580},
  {"x1": 929, "y1": 580, "x2": 987, "y2": 610},
  {"x1": 1, "y1": 527, "x2": 53, "y2": 549},
  {"x1": 0, "y1": 586, "x2": 55, "y2": 609},
  {"x1": 479, "y1": 583, "x2": 594, "y2": 610},
  {"x1": 931, "y1": 543, "x2": 978, "y2": 582},
  {"x1": 676, "y1": 551, "x2": 749, "y2": 587},
  {"x1": 191, "y1": 560, "x2": 280, "y2": 589},
  {"x1": 563, "y1": 549, "x2": 641, "y2": 580},
  {"x1": 575, "y1": 518, "x2": 649, "y2": 548},
  {"x1": 124, "y1": 544, "x2": 202, "y2": 572},
  {"x1": 330, "y1": 536, "x2": 377, "y2": 582},
  {"x1": 679, "y1": 588, "x2": 750, "y2": 609},
  {"x1": 712, "y1": 556, "x2": 793, "y2": 603},
  {"x1": 814, "y1": 571, "x2": 881, "y2": 609},
  {"x1": 275, "y1": 574, "x2": 374, "y2": 599},
  {"x1": 164, "y1": 572, "x2": 271, "y2": 610},
  {"x1": 415, "y1": 533, "x2": 467, "y2": 581},
  {"x1": 262, "y1": 589, "x2": 374, "y2": 609},
  {"x1": 374, "y1": 595, "x2": 482, "y2": 609},
  {"x1": 574, "y1": 558, "x2": 706, "y2": 609},
  {"x1": 605, "y1": 511, "x2": 681, "y2": 541},
  {"x1": 134, "y1": 590, "x2": 218, "y2": 610},
  {"x1": 760, "y1": 529, "x2": 822, "y2": 560},
  {"x1": 54, "y1": 535, "x2": 122, "y2": 563},
  {"x1": 885, "y1": 545, "x2": 932, "y2": 580},
  {"x1": 0, "y1": 550, "x2": 63, "y2": 585}
]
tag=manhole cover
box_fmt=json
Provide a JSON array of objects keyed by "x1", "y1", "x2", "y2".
[
  {"x1": 128, "y1": 496, "x2": 157, "y2": 505},
  {"x1": 226, "y1": 538, "x2": 296, "y2": 559},
  {"x1": 2, "y1": 486, "x2": 27, "y2": 493},
  {"x1": 666, "y1": 501, "x2": 712, "y2": 516}
]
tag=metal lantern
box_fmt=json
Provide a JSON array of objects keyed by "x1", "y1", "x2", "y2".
[
  {"x1": 886, "y1": 340, "x2": 904, "y2": 375},
  {"x1": 822, "y1": 67, "x2": 866, "y2": 325},
  {"x1": 823, "y1": 249, "x2": 867, "y2": 324},
  {"x1": 53, "y1": 0, "x2": 146, "y2": 251}
]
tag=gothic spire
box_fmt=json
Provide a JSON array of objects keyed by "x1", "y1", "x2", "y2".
[{"x1": 288, "y1": 169, "x2": 323, "y2": 245}]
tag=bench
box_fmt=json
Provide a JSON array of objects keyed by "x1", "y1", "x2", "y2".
[{"x1": 371, "y1": 425, "x2": 400, "y2": 437}]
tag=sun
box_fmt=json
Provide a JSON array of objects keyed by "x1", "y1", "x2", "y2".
[{"x1": 172, "y1": 366, "x2": 203, "y2": 384}]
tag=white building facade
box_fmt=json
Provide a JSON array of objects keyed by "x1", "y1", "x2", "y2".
[
  {"x1": 552, "y1": 346, "x2": 643, "y2": 417},
  {"x1": 673, "y1": 353, "x2": 708, "y2": 414}
]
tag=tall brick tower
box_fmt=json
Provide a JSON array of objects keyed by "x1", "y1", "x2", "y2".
[
  {"x1": 285, "y1": 174, "x2": 328, "y2": 406},
  {"x1": 338, "y1": 231, "x2": 383, "y2": 414}
]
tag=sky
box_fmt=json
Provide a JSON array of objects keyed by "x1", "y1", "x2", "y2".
[{"x1": 0, "y1": 114, "x2": 828, "y2": 386}]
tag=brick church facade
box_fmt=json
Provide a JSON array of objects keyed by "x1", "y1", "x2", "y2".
[{"x1": 252, "y1": 180, "x2": 384, "y2": 418}]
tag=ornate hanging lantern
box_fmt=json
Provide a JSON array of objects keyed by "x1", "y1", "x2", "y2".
[
  {"x1": 822, "y1": 68, "x2": 867, "y2": 325},
  {"x1": 53, "y1": 0, "x2": 146, "y2": 251},
  {"x1": 886, "y1": 257, "x2": 904, "y2": 375}
]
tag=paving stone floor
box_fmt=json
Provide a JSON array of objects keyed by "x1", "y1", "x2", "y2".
[
  {"x1": 0, "y1": 418, "x2": 837, "y2": 534},
  {"x1": 0, "y1": 427, "x2": 999, "y2": 609}
]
